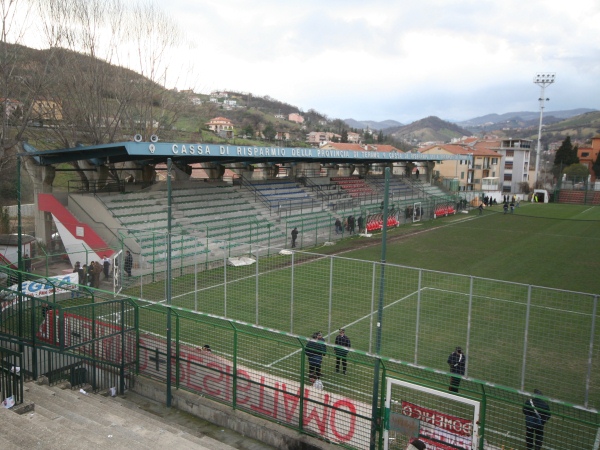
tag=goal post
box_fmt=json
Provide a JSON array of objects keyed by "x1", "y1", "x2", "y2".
[
  {"x1": 383, "y1": 377, "x2": 481, "y2": 450},
  {"x1": 112, "y1": 250, "x2": 123, "y2": 295}
]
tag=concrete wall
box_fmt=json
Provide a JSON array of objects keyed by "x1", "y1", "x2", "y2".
[{"x1": 132, "y1": 376, "x2": 341, "y2": 450}]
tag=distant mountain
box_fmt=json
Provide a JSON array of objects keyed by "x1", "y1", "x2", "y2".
[
  {"x1": 344, "y1": 118, "x2": 403, "y2": 130},
  {"x1": 457, "y1": 109, "x2": 596, "y2": 128},
  {"x1": 384, "y1": 116, "x2": 472, "y2": 144}
]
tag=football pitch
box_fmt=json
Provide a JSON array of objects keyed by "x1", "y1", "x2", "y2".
[{"x1": 141, "y1": 202, "x2": 600, "y2": 408}]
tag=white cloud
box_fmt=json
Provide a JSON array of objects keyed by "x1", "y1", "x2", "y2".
[{"x1": 16, "y1": 0, "x2": 600, "y2": 123}]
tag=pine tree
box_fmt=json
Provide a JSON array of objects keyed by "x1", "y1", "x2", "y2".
[
  {"x1": 553, "y1": 136, "x2": 579, "y2": 166},
  {"x1": 592, "y1": 150, "x2": 600, "y2": 178},
  {"x1": 341, "y1": 129, "x2": 348, "y2": 143}
]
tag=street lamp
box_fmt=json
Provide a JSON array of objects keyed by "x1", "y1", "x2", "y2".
[{"x1": 533, "y1": 73, "x2": 556, "y2": 187}]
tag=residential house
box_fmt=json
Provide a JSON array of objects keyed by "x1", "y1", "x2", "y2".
[
  {"x1": 32, "y1": 98, "x2": 63, "y2": 122},
  {"x1": 275, "y1": 131, "x2": 290, "y2": 141},
  {"x1": 274, "y1": 114, "x2": 285, "y2": 119},
  {"x1": 484, "y1": 139, "x2": 532, "y2": 193},
  {"x1": 347, "y1": 132, "x2": 361, "y2": 144},
  {"x1": 206, "y1": 117, "x2": 234, "y2": 138},
  {"x1": 306, "y1": 131, "x2": 340, "y2": 145},
  {"x1": 320, "y1": 142, "x2": 367, "y2": 152},
  {"x1": 319, "y1": 142, "x2": 402, "y2": 154},
  {"x1": 1, "y1": 98, "x2": 23, "y2": 119},
  {"x1": 420, "y1": 143, "x2": 502, "y2": 191},
  {"x1": 288, "y1": 113, "x2": 304, "y2": 124},
  {"x1": 577, "y1": 135, "x2": 600, "y2": 183},
  {"x1": 223, "y1": 99, "x2": 237, "y2": 107}
]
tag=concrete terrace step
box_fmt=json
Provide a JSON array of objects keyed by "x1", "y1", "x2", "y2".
[{"x1": 14, "y1": 381, "x2": 242, "y2": 450}]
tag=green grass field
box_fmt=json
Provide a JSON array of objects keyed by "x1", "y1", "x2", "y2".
[{"x1": 123, "y1": 202, "x2": 599, "y2": 410}]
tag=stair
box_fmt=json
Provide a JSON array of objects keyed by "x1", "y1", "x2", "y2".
[{"x1": 0, "y1": 381, "x2": 256, "y2": 450}]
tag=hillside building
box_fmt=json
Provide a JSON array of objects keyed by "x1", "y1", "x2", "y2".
[
  {"x1": 206, "y1": 117, "x2": 234, "y2": 138},
  {"x1": 485, "y1": 139, "x2": 532, "y2": 193},
  {"x1": 577, "y1": 136, "x2": 600, "y2": 183},
  {"x1": 420, "y1": 143, "x2": 501, "y2": 192}
]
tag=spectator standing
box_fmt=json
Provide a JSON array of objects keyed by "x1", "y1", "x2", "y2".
[
  {"x1": 291, "y1": 227, "x2": 299, "y2": 248},
  {"x1": 523, "y1": 389, "x2": 551, "y2": 450},
  {"x1": 334, "y1": 328, "x2": 351, "y2": 374},
  {"x1": 348, "y1": 216, "x2": 355, "y2": 235},
  {"x1": 124, "y1": 250, "x2": 133, "y2": 277},
  {"x1": 306, "y1": 332, "x2": 326, "y2": 379},
  {"x1": 415, "y1": 168, "x2": 420, "y2": 179},
  {"x1": 102, "y1": 256, "x2": 110, "y2": 279},
  {"x1": 447, "y1": 346, "x2": 466, "y2": 392},
  {"x1": 357, "y1": 216, "x2": 364, "y2": 234},
  {"x1": 23, "y1": 253, "x2": 32, "y2": 272},
  {"x1": 90, "y1": 261, "x2": 102, "y2": 288},
  {"x1": 334, "y1": 218, "x2": 342, "y2": 235}
]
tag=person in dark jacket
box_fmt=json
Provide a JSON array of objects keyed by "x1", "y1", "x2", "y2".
[
  {"x1": 348, "y1": 216, "x2": 355, "y2": 235},
  {"x1": 102, "y1": 256, "x2": 110, "y2": 279},
  {"x1": 523, "y1": 389, "x2": 551, "y2": 450},
  {"x1": 334, "y1": 218, "x2": 342, "y2": 235},
  {"x1": 334, "y1": 328, "x2": 351, "y2": 374},
  {"x1": 124, "y1": 250, "x2": 133, "y2": 276},
  {"x1": 305, "y1": 332, "x2": 326, "y2": 379},
  {"x1": 357, "y1": 216, "x2": 364, "y2": 234},
  {"x1": 291, "y1": 227, "x2": 299, "y2": 248},
  {"x1": 447, "y1": 346, "x2": 466, "y2": 392}
]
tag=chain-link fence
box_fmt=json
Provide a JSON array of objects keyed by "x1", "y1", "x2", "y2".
[
  {"x1": 134, "y1": 302, "x2": 600, "y2": 450},
  {"x1": 113, "y1": 233, "x2": 599, "y2": 411},
  {"x1": 1, "y1": 264, "x2": 599, "y2": 449}
]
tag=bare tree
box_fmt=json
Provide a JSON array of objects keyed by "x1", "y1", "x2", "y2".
[{"x1": 0, "y1": 0, "x2": 37, "y2": 161}]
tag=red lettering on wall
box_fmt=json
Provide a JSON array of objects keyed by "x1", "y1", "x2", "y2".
[
  {"x1": 281, "y1": 383, "x2": 301, "y2": 423},
  {"x1": 330, "y1": 399, "x2": 357, "y2": 442},
  {"x1": 250, "y1": 376, "x2": 275, "y2": 417},
  {"x1": 236, "y1": 369, "x2": 252, "y2": 405},
  {"x1": 303, "y1": 391, "x2": 330, "y2": 435},
  {"x1": 203, "y1": 361, "x2": 225, "y2": 397}
]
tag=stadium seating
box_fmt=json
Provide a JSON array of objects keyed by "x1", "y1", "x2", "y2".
[{"x1": 330, "y1": 176, "x2": 376, "y2": 198}]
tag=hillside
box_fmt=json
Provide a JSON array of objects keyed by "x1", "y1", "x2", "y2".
[
  {"x1": 343, "y1": 118, "x2": 403, "y2": 130},
  {"x1": 384, "y1": 116, "x2": 472, "y2": 144},
  {"x1": 456, "y1": 108, "x2": 596, "y2": 128}
]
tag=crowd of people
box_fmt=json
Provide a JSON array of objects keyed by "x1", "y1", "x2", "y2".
[{"x1": 72, "y1": 255, "x2": 115, "y2": 288}]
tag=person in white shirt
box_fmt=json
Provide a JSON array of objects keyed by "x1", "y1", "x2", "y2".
[{"x1": 309, "y1": 375, "x2": 323, "y2": 390}]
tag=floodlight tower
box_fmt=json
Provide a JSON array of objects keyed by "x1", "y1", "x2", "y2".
[{"x1": 533, "y1": 73, "x2": 556, "y2": 187}]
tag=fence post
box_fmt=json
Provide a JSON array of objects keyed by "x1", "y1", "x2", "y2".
[
  {"x1": 194, "y1": 243, "x2": 198, "y2": 312},
  {"x1": 223, "y1": 247, "x2": 227, "y2": 318},
  {"x1": 255, "y1": 249, "x2": 259, "y2": 325},
  {"x1": 327, "y1": 256, "x2": 333, "y2": 343},
  {"x1": 120, "y1": 299, "x2": 126, "y2": 394},
  {"x1": 521, "y1": 285, "x2": 532, "y2": 390},
  {"x1": 369, "y1": 262, "x2": 376, "y2": 354},
  {"x1": 415, "y1": 269, "x2": 422, "y2": 364},
  {"x1": 466, "y1": 276, "x2": 474, "y2": 376},
  {"x1": 290, "y1": 252, "x2": 295, "y2": 334},
  {"x1": 232, "y1": 324, "x2": 238, "y2": 409},
  {"x1": 584, "y1": 294, "x2": 597, "y2": 408}
]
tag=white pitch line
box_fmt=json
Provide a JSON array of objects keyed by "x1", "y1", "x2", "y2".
[
  {"x1": 424, "y1": 286, "x2": 594, "y2": 317},
  {"x1": 266, "y1": 290, "x2": 419, "y2": 367}
]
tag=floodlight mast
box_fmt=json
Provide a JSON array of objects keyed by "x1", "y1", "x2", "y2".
[{"x1": 533, "y1": 73, "x2": 555, "y2": 187}]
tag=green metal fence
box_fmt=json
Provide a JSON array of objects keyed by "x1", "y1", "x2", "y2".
[
  {"x1": 133, "y1": 301, "x2": 600, "y2": 449},
  {"x1": 1, "y1": 264, "x2": 599, "y2": 449}
]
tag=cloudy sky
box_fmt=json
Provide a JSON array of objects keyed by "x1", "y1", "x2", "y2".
[
  {"x1": 14, "y1": 0, "x2": 599, "y2": 124},
  {"x1": 160, "y1": 0, "x2": 599, "y2": 124}
]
